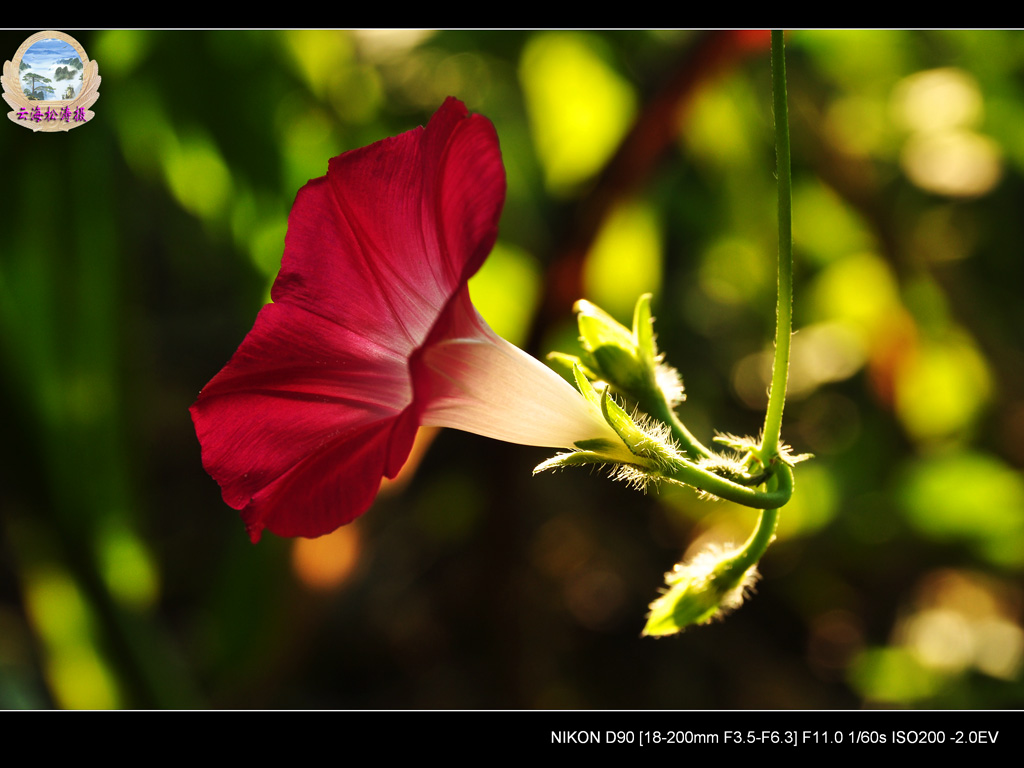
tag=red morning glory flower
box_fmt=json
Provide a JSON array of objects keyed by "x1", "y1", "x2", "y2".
[{"x1": 191, "y1": 98, "x2": 629, "y2": 542}]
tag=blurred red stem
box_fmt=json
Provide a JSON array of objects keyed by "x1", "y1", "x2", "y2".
[{"x1": 529, "y1": 30, "x2": 771, "y2": 350}]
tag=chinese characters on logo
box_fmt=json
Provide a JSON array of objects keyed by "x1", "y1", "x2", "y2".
[
  {"x1": 15, "y1": 105, "x2": 87, "y2": 123},
  {"x1": 4, "y1": 31, "x2": 100, "y2": 132}
]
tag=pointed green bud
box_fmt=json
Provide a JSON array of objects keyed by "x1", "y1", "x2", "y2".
[
  {"x1": 575, "y1": 299, "x2": 649, "y2": 393},
  {"x1": 643, "y1": 546, "x2": 759, "y2": 637},
  {"x1": 572, "y1": 295, "x2": 685, "y2": 409}
]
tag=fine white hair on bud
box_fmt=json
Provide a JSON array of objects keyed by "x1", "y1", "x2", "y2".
[
  {"x1": 643, "y1": 544, "x2": 761, "y2": 636},
  {"x1": 533, "y1": 452, "x2": 660, "y2": 493},
  {"x1": 696, "y1": 453, "x2": 749, "y2": 477},
  {"x1": 713, "y1": 432, "x2": 762, "y2": 454},
  {"x1": 778, "y1": 441, "x2": 813, "y2": 466},
  {"x1": 626, "y1": 404, "x2": 685, "y2": 469},
  {"x1": 532, "y1": 398, "x2": 679, "y2": 491},
  {"x1": 679, "y1": 545, "x2": 761, "y2": 615},
  {"x1": 609, "y1": 463, "x2": 658, "y2": 492},
  {"x1": 655, "y1": 360, "x2": 686, "y2": 408},
  {"x1": 713, "y1": 432, "x2": 812, "y2": 467}
]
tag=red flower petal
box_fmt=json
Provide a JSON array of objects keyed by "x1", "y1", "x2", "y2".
[
  {"x1": 190, "y1": 302, "x2": 418, "y2": 541},
  {"x1": 271, "y1": 98, "x2": 504, "y2": 350},
  {"x1": 191, "y1": 98, "x2": 505, "y2": 542}
]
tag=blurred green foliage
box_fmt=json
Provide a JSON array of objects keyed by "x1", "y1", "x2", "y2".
[{"x1": 1, "y1": 30, "x2": 1023, "y2": 709}]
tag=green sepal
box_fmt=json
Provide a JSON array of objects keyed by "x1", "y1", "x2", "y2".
[
  {"x1": 547, "y1": 351, "x2": 601, "y2": 383},
  {"x1": 600, "y1": 389, "x2": 648, "y2": 456},
  {"x1": 597, "y1": 389, "x2": 678, "y2": 470},
  {"x1": 633, "y1": 293, "x2": 656, "y2": 365},
  {"x1": 572, "y1": 363, "x2": 602, "y2": 408},
  {"x1": 533, "y1": 450, "x2": 612, "y2": 474},
  {"x1": 594, "y1": 345, "x2": 644, "y2": 391}
]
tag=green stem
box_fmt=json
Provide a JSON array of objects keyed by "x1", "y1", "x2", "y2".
[
  {"x1": 638, "y1": 386, "x2": 714, "y2": 460},
  {"x1": 717, "y1": 506, "x2": 780, "y2": 584},
  {"x1": 714, "y1": 460, "x2": 787, "y2": 586},
  {"x1": 762, "y1": 30, "x2": 793, "y2": 461},
  {"x1": 706, "y1": 32, "x2": 792, "y2": 587},
  {"x1": 664, "y1": 460, "x2": 793, "y2": 510}
]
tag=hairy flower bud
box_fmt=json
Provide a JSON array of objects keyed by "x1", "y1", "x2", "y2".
[
  {"x1": 571, "y1": 294, "x2": 685, "y2": 409},
  {"x1": 643, "y1": 545, "x2": 759, "y2": 636},
  {"x1": 576, "y1": 299, "x2": 647, "y2": 393}
]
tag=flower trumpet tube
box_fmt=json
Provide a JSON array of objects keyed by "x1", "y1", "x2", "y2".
[
  {"x1": 190, "y1": 98, "x2": 632, "y2": 542},
  {"x1": 416, "y1": 294, "x2": 632, "y2": 457}
]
